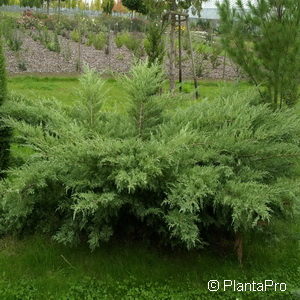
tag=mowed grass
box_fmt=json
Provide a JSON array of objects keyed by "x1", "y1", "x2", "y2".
[
  {"x1": 0, "y1": 11, "x2": 21, "y2": 18},
  {"x1": 8, "y1": 75, "x2": 250, "y2": 106},
  {"x1": 8, "y1": 76, "x2": 125, "y2": 106},
  {"x1": 0, "y1": 217, "x2": 299, "y2": 298},
  {"x1": 2, "y1": 75, "x2": 300, "y2": 298}
]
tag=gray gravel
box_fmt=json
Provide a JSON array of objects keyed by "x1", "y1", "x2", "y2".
[{"x1": 4, "y1": 31, "x2": 240, "y2": 80}]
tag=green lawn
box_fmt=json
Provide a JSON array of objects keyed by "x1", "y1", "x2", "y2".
[
  {"x1": 0, "y1": 11, "x2": 21, "y2": 18},
  {"x1": 8, "y1": 76, "x2": 123, "y2": 105},
  {"x1": 8, "y1": 75, "x2": 249, "y2": 104},
  {"x1": 8, "y1": 76, "x2": 79, "y2": 105},
  {"x1": 2, "y1": 75, "x2": 299, "y2": 299},
  {"x1": 0, "y1": 217, "x2": 299, "y2": 299}
]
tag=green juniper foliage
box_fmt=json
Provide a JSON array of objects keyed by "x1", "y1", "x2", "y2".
[
  {"x1": 0, "y1": 62, "x2": 299, "y2": 251},
  {"x1": 121, "y1": 61, "x2": 165, "y2": 139},
  {"x1": 0, "y1": 37, "x2": 11, "y2": 177},
  {"x1": 217, "y1": 0, "x2": 300, "y2": 108},
  {"x1": 160, "y1": 91, "x2": 300, "y2": 248}
]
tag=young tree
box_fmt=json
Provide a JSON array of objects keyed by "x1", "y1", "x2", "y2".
[
  {"x1": 19, "y1": 0, "x2": 43, "y2": 8},
  {"x1": 46, "y1": 0, "x2": 50, "y2": 14},
  {"x1": 0, "y1": 0, "x2": 9, "y2": 6},
  {"x1": 71, "y1": 0, "x2": 76, "y2": 9},
  {"x1": 0, "y1": 38, "x2": 10, "y2": 177},
  {"x1": 144, "y1": 21, "x2": 166, "y2": 67},
  {"x1": 102, "y1": 0, "x2": 114, "y2": 15},
  {"x1": 218, "y1": 0, "x2": 300, "y2": 108},
  {"x1": 122, "y1": 0, "x2": 147, "y2": 14},
  {"x1": 144, "y1": 0, "x2": 207, "y2": 19},
  {"x1": 93, "y1": 0, "x2": 101, "y2": 11},
  {"x1": 113, "y1": 1, "x2": 127, "y2": 14},
  {"x1": 144, "y1": 0, "x2": 207, "y2": 91}
]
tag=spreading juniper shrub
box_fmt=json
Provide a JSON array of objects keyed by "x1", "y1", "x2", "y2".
[{"x1": 0, "y1": 62, "x2": 299, "y2": 257}]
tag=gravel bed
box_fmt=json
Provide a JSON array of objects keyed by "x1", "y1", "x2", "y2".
[{"x1": 4, "y1": 31, "x2": 240, "y2": 80}]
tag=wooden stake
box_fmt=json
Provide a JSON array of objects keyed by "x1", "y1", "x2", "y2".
[
  {"x1": 222, "y1": 52, "x2": 226, "y2": 80},
  {"x1": 169, "y1": 13, "x2": 176, "y2": 92},
  {"x1": 178, "y1": 15, "x2": 183, "y2": 93},
  {"x1": 186, "y1": 17, "x2": 199, "y2": 99},
  {"x1": 77, "y1": 19, "x2": 82, "y2": 73}
]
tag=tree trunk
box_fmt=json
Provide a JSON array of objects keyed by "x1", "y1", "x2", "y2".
[{"x1": 234, "y1": 232, "x2": 243, "y2": 265}]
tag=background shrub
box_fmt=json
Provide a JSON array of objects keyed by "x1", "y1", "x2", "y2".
[
  {"x1": 115, "y1": 32, "x2": 140, "y2": 53},
  {"x1": 6, "y1": 29, "x2": 23, "y2": 52},
  {"x1": 115, "y1": 32, "x2": 130, "y2": 48},
  {"x1": 93, "y1": 32, "x2": 107, "y2": 50},
  {"x1": 70, "y1": 30, "x2": 81, "y2": 43}
]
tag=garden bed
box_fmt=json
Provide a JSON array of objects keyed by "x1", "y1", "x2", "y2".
[
  {"x1": 4, "y1": 32, "x2": 134, "y2": 74},
  {"x1": 4, "y1": 30, "x2": 239, "y2": 80}
]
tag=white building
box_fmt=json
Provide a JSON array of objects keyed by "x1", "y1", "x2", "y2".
[
  {"x1": 202, "y1": 0, "x2": 251, "y2": 8},
  {"x1": 197, "y1": 0, "x2": 256, "y2": 19}
]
